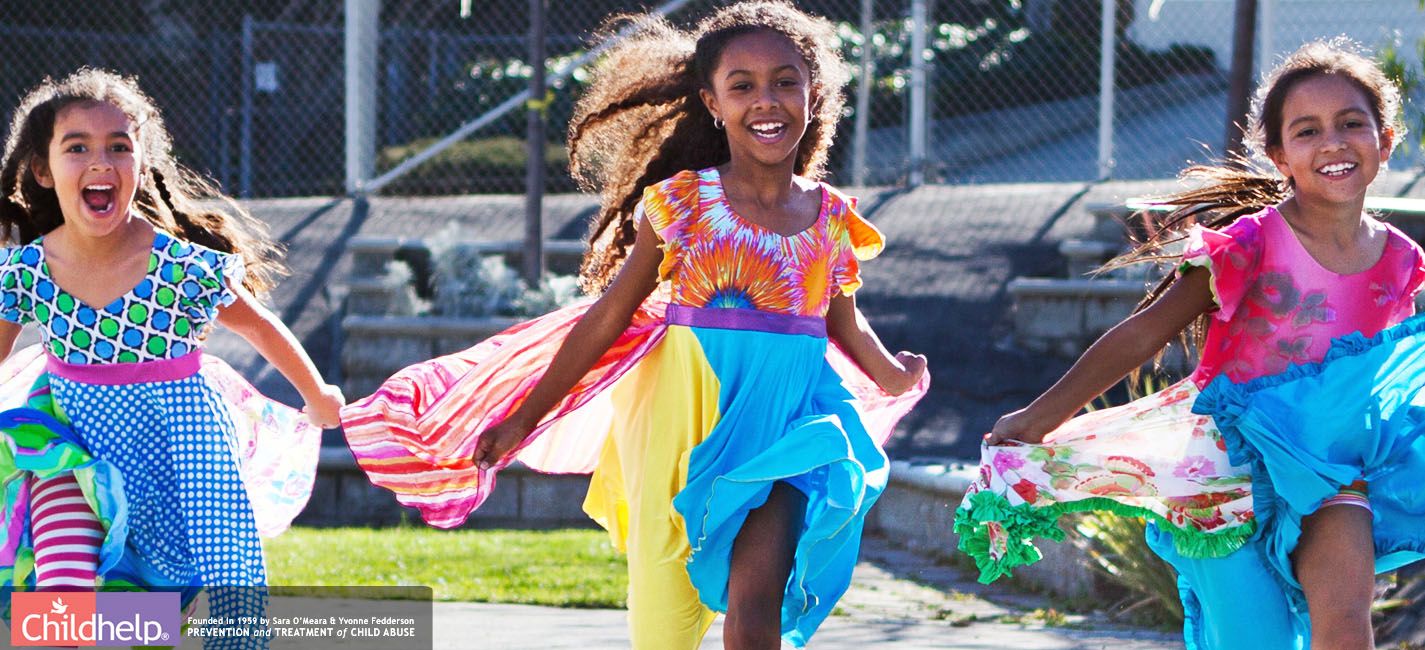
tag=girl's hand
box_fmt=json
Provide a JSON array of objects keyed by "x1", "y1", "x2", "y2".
[
  {"x1": 882, "y1": 351, "x2": 927, "y2": 396},
  {"x1": 984, "y1": 408, "x2": 1055, "y2": 446},
  {"x1": 473, "y1": 417, "x2": 534, "y2": 470},
  {"x1": 302, "y1": 384, "x2": 346, "y2": 428}
]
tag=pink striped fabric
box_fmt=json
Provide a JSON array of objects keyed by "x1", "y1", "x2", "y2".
[
  {"x1": 828, "y1": 338, "x2": 930, "y2": 448},
  {"x1": 340, "y1": 296, "x2": 669, "y2": 528},
  {"x1": 29, "y1": 474, "x2": 101, "y2": 588},
  {"x1": 340, "y1": 293, "x2": 930, "y2": 529}
]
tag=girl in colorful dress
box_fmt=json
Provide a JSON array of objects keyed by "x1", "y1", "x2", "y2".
[
  {"x1": 957, "y1": 40, "x2": 1424, "y2": 650},
  {"x1": 0, "y1": 69, "x2": 344, "y2": 647},
  {"x1": 340, "y1": 2, "x2": 928, "y2": 648}
]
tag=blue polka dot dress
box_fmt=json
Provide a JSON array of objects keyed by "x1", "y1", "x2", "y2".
[{"x1": 0, "y1": 231, "x2": 287, "y2": 649}]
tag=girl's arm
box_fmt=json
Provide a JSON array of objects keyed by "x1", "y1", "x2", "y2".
[
  {"x1": 986, "y1": 266, "x2": 1216, "y2": 445},
  {"x1": 472, "y1": 215, "x2": 662, "y2": 469},
  {"x1": 826, "y1": 293, "x2": 926, "y2": 397},
  {"x1": 217, "y1": 285, "x2": 345, "y2": 428},
  {"x1": 0, "y1": 321, "x2": 21, "y2": 360}
]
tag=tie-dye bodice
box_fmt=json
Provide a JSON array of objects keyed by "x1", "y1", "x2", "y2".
[{"x1": 639, "y1": 168, "x2": 883, "y2": 318}]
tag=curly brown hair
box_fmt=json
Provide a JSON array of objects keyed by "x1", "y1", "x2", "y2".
[
  {"x1": 1104, "y1": 38, "x2": 1403, "y2": 373},
  {"x1": 0, "y1": 68, "x2": 286, "y2": 295},
  {"x1": 567, "y1": 1, "x2": 850, "y2": 293}
]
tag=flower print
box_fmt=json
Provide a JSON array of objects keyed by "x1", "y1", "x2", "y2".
[
  {"x1": 1011, "y1": 479, "x2": 1040, "y2": 504},
  {"x1": 1188, "y1": 513, "x2": 1229, "y2": 531},
  {"x1": 1105, "y1": 455, "x2": 1156, "y2": 478},
  {"x1": 1245, "y1": 317, "x2": 1277, "y2": 338},
  {"x1": 1248, "y1": 272, "x2": 1301, "y2": 316},
  {"x1": 985, "y1": 521, "x2": 1008, "y2": 561},
  {"x1": 1372, "y1": 281, "x2": 1402, "y2": 307},
  {"x1": 1217, "y1": 358, "x2": 1254, "y2": 382},
  {"x1": 992, "y1": 451, "x2": 1026, "y2": 475},
  {"x1": 1174, "y1": 455, "x2": 1217, "y2": 479},
  {"x1": 1291, "y1": 291, "x2": 1336, "y2": 327},
  {"x1": 1166, "y1": 492, "x2": 1237, "y2": 509},
  {"x1": 1224, "y1": 247, "x2": 1253, "y2": 271},
  {"x1": 1160, "y1": 387, "x2": 1190, "y2": 406},
  {"x1": 1041, "y1": 459, "x2": 1077, "y2": 480},
  {"x1": 1276, "y1": 335, "x2": 1314, "y2": 364}
]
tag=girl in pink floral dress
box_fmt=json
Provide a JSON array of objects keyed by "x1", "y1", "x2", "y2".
[{"x1": 958, "y1": 40, "x2": 1425, "y2": 650}]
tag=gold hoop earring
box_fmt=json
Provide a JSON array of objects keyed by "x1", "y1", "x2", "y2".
[{"x1": 713, "y1": 117, "x2": 724, "y2": 130}]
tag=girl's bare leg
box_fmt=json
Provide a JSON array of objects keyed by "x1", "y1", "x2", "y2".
[
  {"x1": 1294, "y1": 502, "x2": 1375, "y2": 650},
  {"x1": 724, "y1": 481, "x2": 806, "y2": 650}
]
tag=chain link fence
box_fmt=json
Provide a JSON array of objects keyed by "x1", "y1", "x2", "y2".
[{"x1": 1, "y1": 0, "x2": 1422, "y2": 199}]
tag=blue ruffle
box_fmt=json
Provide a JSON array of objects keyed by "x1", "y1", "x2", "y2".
[
  {"x1": 1195, "y1": 311, "x2": 1425, "y2": 423},
  {"x1": 1191, "y1": 313, "x2": 1425, "y2": 639}
]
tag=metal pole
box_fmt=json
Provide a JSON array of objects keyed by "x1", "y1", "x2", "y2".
[
  {"x1": 1224, "y1": 0, "x2": 1257, "y2": 160},
  {"x1": 1096, "y1": 0, "x2": 1117, "y2": 180},
  {"x1": 1257, "y1": 0, "x2": 1274, "y2": 82},
  {"x1": 523, "y1": 0, "x2": 547, "y2": 287},
  {"x1": 345, "y1": 0, "x2": 379, "y2": 195},
  {"x1": 240, "y1": 15, "x2": 254, "y2": 198},
  {"x1": 908, "y1": 0, "x2": 927, "y2": 187},
  {"x1": 851, "y1": 0, "x2": 874, "y2": 187},
  {"x1": 208, "y1": 31, "x2": 227, "y2": 189},
  {"x1": 363, "y1": 0, "x2": 696, "y2": 195}
]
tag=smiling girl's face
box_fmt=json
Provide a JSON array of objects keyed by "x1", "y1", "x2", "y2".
[
  {"x1": 1268, "y1": 73, "x2": 1392, "y2": 208},
  {"x1": 700, "y1": 29, "x2": 815, "y2": 171},
  {"x1": 32, "y1": 100, "x2": 144, "y2": 241}
]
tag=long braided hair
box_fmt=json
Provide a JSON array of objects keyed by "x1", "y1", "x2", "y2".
[
  {"x1": 567, "y1": 1, "x2": 850, "y2": 294},
  {"x1": 1103, "y1": 38, "x2": 1404, "y2": 370},
  {"x1": 0, "y1": 68, "x2": 285, "y2": 295}
]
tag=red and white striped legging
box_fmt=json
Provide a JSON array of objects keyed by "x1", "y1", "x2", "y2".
[{"x1": 28, "y1": 474, "x2": 102, "y2": 588}]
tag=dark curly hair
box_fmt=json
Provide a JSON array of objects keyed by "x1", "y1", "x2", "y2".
[
  {"x1": 1104, "y1": 38, "x2": 1403, "y2": 373},
  {"x1": 0, "y1": 68, "x2": 286, "y2": 295},
  {"x1": 567, "y1": 1, "x2": 850, "y2": 293}
]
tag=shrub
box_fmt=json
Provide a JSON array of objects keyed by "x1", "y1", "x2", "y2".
[
  {"x1": 423, "y1": 223, "x2": 583, "y2": 317},
  {"x1": 376, "y1": 136, "x2": 576, "y2": 196}
]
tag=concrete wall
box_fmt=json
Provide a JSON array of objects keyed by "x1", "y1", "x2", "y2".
[
  {"x1": 866, "y1": 461, "x2": 1103, "y2": 601},
  {"x1": 300, "y1": 447, "x2": 596, "y2": 529}
]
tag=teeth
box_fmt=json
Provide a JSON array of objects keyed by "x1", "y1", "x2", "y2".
[
  {"x1": 1318, "y1": 162, "x2": 1355, "y2": 175},
  {"x1": 750, "y1": 123, "x2": 784, "y2": 134},
  {"x1": 84, "y1": 184, "x2": 114, "y2": 191}
]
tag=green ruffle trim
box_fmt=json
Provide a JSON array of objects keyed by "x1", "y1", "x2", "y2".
[{"x1": 954, "y1": 490, "x2": 1258, "y2": 584}]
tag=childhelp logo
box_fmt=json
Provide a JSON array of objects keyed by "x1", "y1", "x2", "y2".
[{"x1": 11, "y1": 591, "x2": 179, "y2": 646}]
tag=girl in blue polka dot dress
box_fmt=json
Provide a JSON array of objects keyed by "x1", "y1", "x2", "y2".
[{"x1": 0, "y1": 69, "x2": 344, "y2": 647}]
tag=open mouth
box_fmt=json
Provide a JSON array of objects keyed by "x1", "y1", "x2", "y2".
[
  {"x1": 82, "y1": 184, "x2": 116, "y2": 215},
  {"x1": 748, "y1": 121, "x2": 787, "y2": 142},
  {"x1": 1316, "y1": 162, "x2": 1357, "y2": 179}
]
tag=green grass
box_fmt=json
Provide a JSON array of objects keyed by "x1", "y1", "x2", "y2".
[{"x1": 264, "y1": 527, "x2": 628, "y2": 608}]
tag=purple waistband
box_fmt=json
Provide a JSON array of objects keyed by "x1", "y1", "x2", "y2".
[
  {"x1": 45, "y1": 350, "x2": 203, "y2": 385},
  {"x1": 665, "y1": 304, "x2": 826, "y2": 337}
]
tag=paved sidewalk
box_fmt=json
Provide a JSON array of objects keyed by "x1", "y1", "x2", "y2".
[{"x1": 431, "y1": 536, "x2": 1184, "y2": 650}]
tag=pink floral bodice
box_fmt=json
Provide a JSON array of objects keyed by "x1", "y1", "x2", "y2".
[{"x1": 1186, "y1": 206, "x2": 1425, "y2": 385}]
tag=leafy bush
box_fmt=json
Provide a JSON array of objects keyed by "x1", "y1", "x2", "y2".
[
  {"x1": 1379, "y1": 33, "x2": 1425, "y2": 155},
  {"x1": 423, "y1": 224, "x2": 583, "y2": 317},
  {"x1": 1069, "y1": 513, "x2": 1184, "y2": 627},
  {"x1": 376, "y1": 136, "x2": 576, "y2": 196}
]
